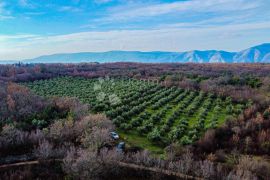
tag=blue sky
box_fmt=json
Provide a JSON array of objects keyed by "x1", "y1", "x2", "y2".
[{"x1": 0, "y1": 0, "x2": 270, "y2": 60}]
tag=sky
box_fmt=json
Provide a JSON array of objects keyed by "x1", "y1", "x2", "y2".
[{"x1": 0, "y1": 0, "x2": 270, "y2": 60}]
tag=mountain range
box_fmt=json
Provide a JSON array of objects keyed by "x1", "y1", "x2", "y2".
[{"x1": 1, "y1": 43, "x2": 270, "y2": 64}]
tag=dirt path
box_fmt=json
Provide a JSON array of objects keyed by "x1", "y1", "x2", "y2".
[
  {"x1": 118, "y1": 162, "x2": 203, "y2": 180},
  {"x1": 0, "y1": 160, "x2": 38, "y2": 169},
  {"x1": 0, "y1": 160, "x2": 203, "y2": 180}
]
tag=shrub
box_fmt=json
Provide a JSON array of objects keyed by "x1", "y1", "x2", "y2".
[
  {"x1": 0, "y1": 125, "x2": 44, "y2": 155},
  {"x1": 47, "y1": 120, "x2": 67, "y2": 142},
  {"x1": 263, "y1": 109, "x2": 270, "y2": 119},
  {"x1": 63, "y1": 148, "x2": 123, "y2": 179},
  {"x1": 31, "y1": 119, "x2": 47, "y2": 129},
  {"x1": 130, "y1": 118, "x2": 141, "y2": 127},
  {"x1": 196, "y1": 160, "x2": 215, "y2": 179},
  {"x1": 119, "y1": 123, "x2": 131, "y2": 131},
  {"x1": 237, "y1": 156, "x2": 270, "y2": 179},
  {"x1": 147, "y1": 128, "x2": 161, "y2": 142},
  {"x1": 170, "y1": 150, "x2": 194, "y2": 174},
  {"x1": 81, "y1": 127, "x2": 111, "y2": 150},
  {"x1": 168, "y1": 128, "x2": 181, "y2": 142},
  {"x1": 112, "y1": 116, "x2": 124, "y2": 127},
  {"x1": 180, "y1": 135, "x2": 192, "y2": 145},
  {"x1": 137, "y1": 126, "x2": 148, "y2": 134},
  {"x1": 130, "y1": 150, "x2": 153, "y2": 167},
  {"x1": 63, "y1": 148, "x2": 101, "y2": 179},
  {"x1": 226, "y1": 169, "x2": 257, "y2": 180},
  {"x1": 34, "y1": 140, "x2": 53, "y2": 160},
  {"x1": 197, "y1": 129, "x2": 216, "y2": 152},
  {"x1": 2, "y1": 169, "x2": 33, "y2": 180}
]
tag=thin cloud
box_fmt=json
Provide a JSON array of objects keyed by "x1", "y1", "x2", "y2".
[
  {"x1": 58, "y1": 6, "x2": 82, "y2": 12},
  {"x1": 0, "y1": 34, "x2": 39, "y2": 42},
  {"x1": 18, "y1": 0, "x2": 35, "y2": 8},
  {"x1": 0, "y1": 2, "x2": 14, "y2": 20},
  {"x1": 100, "y1": 0, "x2": 262, "y2": 22},
  {"x1": 94, "y1": 0, "x2": 113, "y2": 4},
  {"x1": 1, "y1": 21, "x2": 270, "y2": 60},
  {"x1": 82, "y1": 0, "x2": 266, "y2": 32},
  {"x1": 19, "y1": 0, "x2": 28, "y2": 7},
  {"x1": 0, "y1": 14, "x2": 14, "y2": 20}
]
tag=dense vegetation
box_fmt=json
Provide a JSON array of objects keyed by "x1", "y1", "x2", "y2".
[
  {"x1": 25, "y1": 77, "x2": 247, "y2": 148},
  {"x1": 0, "y1": 62, "x2": 270, "y2": 179},
  {"x1": 1, "y1": 63, "x2": 269, "y2": 104}
]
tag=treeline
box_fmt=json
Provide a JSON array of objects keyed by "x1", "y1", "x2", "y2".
[{"x1": 2, "y1": 62, "x2": 270, "y2": 80}]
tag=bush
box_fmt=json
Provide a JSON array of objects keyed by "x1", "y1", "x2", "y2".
[
  {"x1": 34, "y1": 140, "x2": 53, "y2": 160},
  {"x1": 47, "y1": 120, "x2": 68, "y2": 142},
  {"x1": 226, "y1": 105, "x2": 233, "y2": 114},
  {"x1": 82, "y1": 127, "x2": 111, "y2": 150},
  {"x1": 168, "y1": 128, "x2": 181, "y2": 142},
  {"x1": 180, "y1": 135, "x2": 192, "y2": 145},
  {"x1": 147, "y1": 128, "x2": 161, "y2": 142},
  {"x1": 137, "y1": 126, "x2": 148, "y2": 134},
  {"x1": 237, "y1": 156, "x2": 270, "y2": 179},
  {"x1": 32, "y1": 119, "x2": 47, "y2": 129},
  {"x1": 63, "y1": 148, "x2": 123, "y2": 179},
  {"x1": 129, "y1": 150, "x2": 153, "y2": 167},
  {"x1": 196, "y1": 160, "x2": 215, "y2": 179},
  {"x1": 119, "y1": 123, "x2": 131, "y2": 131},
  {"x1": 160, "y1": 124, "x2": 170, "y2": 134},
  {"x1": 112, "y1": 116, "x2": 124, "y2": 127},
  {"x1": 0, "y1": 125, "x2": 44, "y2": 155},
  {"x1": 169, "y1": 150, "x2": 194, "y2": 174},
  {"x1": 130, "y1": 118, "x2": 142, "y2": 127},
  {"x1": 263, "y1": 110, "x2": 270, "y2": 119},
  {"x1": 2, "y1": 169, "x2": 33, "y2": 180},
  {"x1": 63, "y1": 148, "x2": 101, "y2": 179}
]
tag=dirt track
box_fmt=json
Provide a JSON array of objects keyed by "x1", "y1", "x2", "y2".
[{"x1": 0, "y1": 160, "x2": 203, "y2": 180}]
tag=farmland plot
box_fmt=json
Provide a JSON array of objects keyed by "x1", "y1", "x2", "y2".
[{"x1": 25, "y1": 77, "x2": 248, "y2": 150}]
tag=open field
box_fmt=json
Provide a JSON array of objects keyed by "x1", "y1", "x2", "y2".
[{"x1": 24, "y1": 76, "x2": 247, "y2": 151}]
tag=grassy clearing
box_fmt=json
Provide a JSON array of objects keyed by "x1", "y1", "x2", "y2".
[{"x1": 118, "y1": 130, "x2": 164, "y2": 155}]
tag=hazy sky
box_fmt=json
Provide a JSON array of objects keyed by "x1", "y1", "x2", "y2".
[{"x1": 0, "y1": 0, "x2": 270, "y2": 60}]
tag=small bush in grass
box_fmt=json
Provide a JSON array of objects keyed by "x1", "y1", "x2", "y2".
[
  {"x1": 119, "y1": 123, "x2": 131, "y2": 131},
  {"x1": 147, "y1": 128, "x2": 161, "y2": 142},
  {"x1": 180, "y1": 135, "x2": 192, "y2": 145}
]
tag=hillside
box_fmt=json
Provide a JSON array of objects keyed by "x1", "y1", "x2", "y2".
[{"x1": 16, "y1": 43, "x2": 270, "y2": 64}]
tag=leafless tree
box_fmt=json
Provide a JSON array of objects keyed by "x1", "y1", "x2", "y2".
[{"x1": 34, "y1": 140, "x2": 53, "y2": 160}]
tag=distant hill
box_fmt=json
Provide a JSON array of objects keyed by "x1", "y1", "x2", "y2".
[
  {"x1": 2, "y1": 43, "x2": 270, "y2": 64},
  {"x1": 0, "y1": 60, "x2": 21, "y2": 64},
  {"x1": 233, "y1": 43, "x2": 270, "y2": 63}
]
